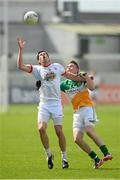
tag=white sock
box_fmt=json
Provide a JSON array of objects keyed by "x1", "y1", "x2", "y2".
[
  {"x1": 61, "y1": 151, "x2": 67, "y2": 161},
  {"x1": 45, "y1": 148, "x2": 52, "y2": 158}
]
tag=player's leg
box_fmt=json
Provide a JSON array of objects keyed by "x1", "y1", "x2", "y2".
[
  {"x1": 38, "y1": 105, "x2": 54, "y2": 169},
  {"x1": 73, "y1": 108, "x2": 93, "y2": 153},
  {"x1": 86, "y1": 125, "x2": 112, "y2": 161},
  {"x1": 84, "y1": 107, "x2": 112, "y2": 162},
  {"x1": 73, "y1": 128, "x2": 91, "y2": 153},
  {"x1": 38, "y1": 122, "x2": 49, "y2": 151},
  {"x1": 73, "y1": 107, "x2": 103, "y2": 169},
  {"x1": 54, "y1": 125, "x2": 66, "y2": 151},
  {"x1": 85, "y1": 125, "x2": 104, "y2": 146},
  {"x1": 73, "y1": 128, "x2": 103, "y2": 169},
  {"x1": 54, "y1": 124, "x2": 69, "y2": 168},
  {"x1": 52, "y1": 102, "x2": 69, "y2": 168}
]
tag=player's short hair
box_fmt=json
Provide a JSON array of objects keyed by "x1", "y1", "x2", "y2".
[
  {"x1": 37, "y1": 50, "x2": 49, "y2": 60},
  {"x1": 69, "y1": 60, "x2": 79, "y2": 70}
]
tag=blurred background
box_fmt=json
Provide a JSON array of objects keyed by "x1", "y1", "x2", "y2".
[{"x1": 0, "y1": 0, "x2": 120, "y2": 113}]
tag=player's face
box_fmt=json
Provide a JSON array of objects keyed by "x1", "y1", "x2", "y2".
[
  {"x1": 66, "y1": 63, "x2": 79, "y2": 75},
  {"x1": 38, "y1": 51, "x2": 50, "y2": 66}
]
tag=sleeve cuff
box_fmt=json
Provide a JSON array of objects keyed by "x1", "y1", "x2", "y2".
[{"x1": 28, "y1": 65, "x2": 33, "y2": 73}]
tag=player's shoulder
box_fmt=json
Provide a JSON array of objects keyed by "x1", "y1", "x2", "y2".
[
  {"x1": 53, "y1": 63, "x2": 64, "y2": 68},
  {"x1": 32, "y1": 65, "x2": 42, "y2": 69},
  {"x1": 32, "y1": 65, "x2": 42, "y2": 73},
  {"x1": 32, "y1": 64, "x2": 40, "y2": 67}
]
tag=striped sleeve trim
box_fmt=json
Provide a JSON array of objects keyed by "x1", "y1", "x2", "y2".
[{"x1": 28, "y1": 65, "x2": 33, "y2": 73}]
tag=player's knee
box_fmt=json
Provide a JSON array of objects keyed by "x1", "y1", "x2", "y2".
[
  {"x1": 85, "y1": 126, "x2": 93, "y2": 136},
  {"x1": 54, "y1": 125, "x2": 63, "y2": 137},
  {"x1": 74, "y1": 136, "x2": 82, "y2": 144},
  {"x1": 56, "y1": 128, "x2": 63, "y2": 137},
  {"x1": 38, "y1": 125, "x2": 46, "y2": 134}
]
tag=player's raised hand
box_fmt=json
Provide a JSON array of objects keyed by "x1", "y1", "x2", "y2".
[{"x1": 17, "y1": 37, "x2": 26, "y2": 49}]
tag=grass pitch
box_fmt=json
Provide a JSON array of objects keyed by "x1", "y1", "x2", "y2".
[{"x1": 0, "y1": 104, "x2": 120, "y2": 179}]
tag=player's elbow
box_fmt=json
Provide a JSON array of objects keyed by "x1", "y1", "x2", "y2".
[
  {"x1": 17, "y1": 63, "x2": 22, "y2": 69},
  {"x1": 17, "y1": 62, "x2": 24, "y2": 71}
]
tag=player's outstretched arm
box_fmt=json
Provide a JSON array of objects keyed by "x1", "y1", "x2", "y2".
[
  {"x1": 62, "y1": 71, "x2": 85, "y2": 82},
  {"x1": 17, "y1": 37, "x2": 32, "y2": 73}
]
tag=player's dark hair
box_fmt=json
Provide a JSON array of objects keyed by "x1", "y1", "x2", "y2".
[
  {"x1": 69, "y1": 60, "x2": 79, "y2": 70},
  {"x1": 37, "y1": 50, "x2": 49, "y2": 61},
  {"x1": 36, "y1": 80, "x2": 41, "y2": 90}
]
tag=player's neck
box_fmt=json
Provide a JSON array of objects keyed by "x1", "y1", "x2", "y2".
[{"x1": 42, "y1": 63, "x2": 51, "y2": 67}]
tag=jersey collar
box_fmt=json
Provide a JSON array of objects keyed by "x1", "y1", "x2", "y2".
[{"x1": 42, "y1": 63, "x2": 51, "y2": 67}]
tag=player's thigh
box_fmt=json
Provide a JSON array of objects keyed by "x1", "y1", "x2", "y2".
[
  {"x1": 73, "y1": 109, "x2": 84, "y2": 132},
  {"x1": 51, "y1": 102, "x2": 63, "y2": 125},
  {"x1": 38, "y1": 121, "x2": 47, "y2": 131},
  {"x1": 84, "y1": 107, "x2": 96, "y2": 127},
  {"x1": 73, "y1": 128, "x2": 84, "y2": 141},
  {"x1": 38, "y1": 104, "x2": 50, "y2": 124},
  {"x1": 85, "y1": 125, "x2": 95, "y2": 134}
]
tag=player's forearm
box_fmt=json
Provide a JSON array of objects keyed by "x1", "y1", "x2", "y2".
[
  {"x1": 17, "y1": 48, "x2": 24, "y2": 68},
  {"x1": 63, "y1": 72, "x2": 85, "y2": 81},
  {"x1": 17, "y1": 48, "x2": 31, "y2": 73}
]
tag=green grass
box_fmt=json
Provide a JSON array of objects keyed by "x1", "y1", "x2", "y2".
[{"x1": 0, "y1": 104, "x2": 120, "y2": 179}]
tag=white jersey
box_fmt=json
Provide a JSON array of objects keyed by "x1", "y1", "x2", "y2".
[{"x1": 31, "y1": 63, "x2": 65, "y2": 103}]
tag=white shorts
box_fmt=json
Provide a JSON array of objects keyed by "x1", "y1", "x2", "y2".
[
  {"x1": 73, "y1": 107, "x2": 98, "y2": 132},
  {"x1": 37, "y1": 101, "x2": 63, "y2": 125}
]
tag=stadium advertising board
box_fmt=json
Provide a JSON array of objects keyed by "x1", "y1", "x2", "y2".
[
  {"x1": 97, "y1": 84, "x2": 120, "y2": 104},
  {"x1": 61, "y1": 84, "x2": 120, "y2": 104},
  {"x1": 9, "y1": 85, "x2": 120, "y2": 104},
  {"x1": 10, "y1": 87, "x2": 39, "y2": 104}
]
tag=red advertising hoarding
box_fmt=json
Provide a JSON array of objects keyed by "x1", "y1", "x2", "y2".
[
  {"x1": 97, "y1": 84, "x2": 120, "y2": 104},
  {"x1": 61, "y1": 84, "x2": 120, "y2": 105}
]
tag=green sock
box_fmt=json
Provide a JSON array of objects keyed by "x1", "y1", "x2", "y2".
[
  {"x1": 100, "y1": 145, "x2": 109, "y2": 156},
  {"x1": 89, "y1": 151, "x2": 100, "y2": 162}
]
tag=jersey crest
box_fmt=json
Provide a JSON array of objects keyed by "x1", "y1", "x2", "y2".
[{"x1": 44, "y1": 71, "x2": 56, "y2": 81}]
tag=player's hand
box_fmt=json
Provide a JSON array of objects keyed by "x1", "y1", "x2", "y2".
[
  {"x1": 17, "y1": 37, "x2": 26, "y2": 49},
  {"x1": 79, "y1": 72, "x2": 94, "y2": 81},
  {"x1": 79, "y1": 72, "x2": 87, "y2": 79}
]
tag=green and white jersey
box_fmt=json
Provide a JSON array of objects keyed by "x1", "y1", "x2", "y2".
[{"x1": 60, "y1": 79, "x2": 94, "y2": 111}]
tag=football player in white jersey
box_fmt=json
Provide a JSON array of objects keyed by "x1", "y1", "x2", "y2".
[{"x1": 17, "y1": 37, "x2": 84, "y2": 169}]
